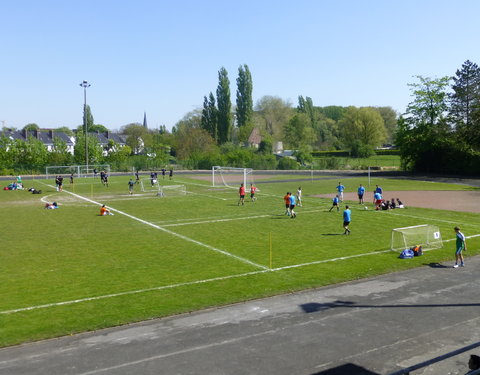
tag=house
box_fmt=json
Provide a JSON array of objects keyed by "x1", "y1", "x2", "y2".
[
  {"x1": 0, "y1": 128, "x2": 75, "y2": 154},
  {"x1": 247, "y1": 128, "x2": 262, "y2": 148}
]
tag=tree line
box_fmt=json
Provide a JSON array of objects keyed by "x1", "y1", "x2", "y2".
[{"x1": 396, "y1": 60, "x2": 480, "y2": 175}]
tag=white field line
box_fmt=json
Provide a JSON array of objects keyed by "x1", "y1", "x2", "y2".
[
  {"x1": 2, "y1": 233, "x2": 479, "y2": 316},
  {"x1": 39, "y1": 183, "x2": 268, "y2": 271}
]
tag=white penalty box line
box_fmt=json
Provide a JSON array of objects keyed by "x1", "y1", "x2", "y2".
[
  {"x1": 40, "y1": 183, "x2": 268, "y2": 272},
  {"x1": 3, "y1": 233, "x2": 480, "y2": 315}
]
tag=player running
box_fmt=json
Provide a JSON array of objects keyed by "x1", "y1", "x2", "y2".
[
  {"x1": 238, "y1": 183, "x2": 245, "y2": 206},
  {"x1": 343, "y1": 205, "x2": 351, "y2": 235},
  {"x1": 289, "y1": 192, "x2": 297, "y2": 218},
  {"x1": 284, "y1": 192, "x2": 291, "y2": 215}
]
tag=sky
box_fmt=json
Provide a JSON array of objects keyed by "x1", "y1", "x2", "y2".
[{"x1": 2, "y1": 0, "x2": 480, "y2": 132}]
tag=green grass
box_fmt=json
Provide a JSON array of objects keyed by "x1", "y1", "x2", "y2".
[{"x1": 0, "y1": 173, "x2": 479, "y2": 347}]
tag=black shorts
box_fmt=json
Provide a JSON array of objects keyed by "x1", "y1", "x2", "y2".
[
  {"x1": 250, "y1": 193, "x2": 255, "y2": 198},
  {"x1": 358, "y1": 194, "x2": 364, "y2": 199},
  {"x1": 343, "y1": 221, "x2": 350, "y2": 226},
  {"x1": 240, "y1": 195, "x2": 245, "y2": 199},
  {"x1": 289, "y1": 204, "x2": 295, "y2": 210}
]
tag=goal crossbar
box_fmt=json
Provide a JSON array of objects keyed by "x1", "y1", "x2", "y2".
[{"x1": 212, "y1": 166, "x2": 254, "y2": 188}]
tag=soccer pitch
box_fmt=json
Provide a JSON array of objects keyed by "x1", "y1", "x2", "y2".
[{"x1": 1, "y1": 172, "x2": 479, "y2": 347}]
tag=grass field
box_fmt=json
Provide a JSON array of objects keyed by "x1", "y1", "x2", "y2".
[{"x1": 1, "y1": 172, "x2": 479, "y2": 347}]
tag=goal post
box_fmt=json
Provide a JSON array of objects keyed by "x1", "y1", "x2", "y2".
[
  {"x1": 157, "y1": 184, "x2": 187, "y2": 197},
  {"x1": 391, "y1": 224, "x2": 443, "y2": 252},
  {"x1": 212, "y1": 166, "x2": 254, "y2": 188},
  {"x1": 45, "y1": 164, "x2": 110, "y2": 179}
]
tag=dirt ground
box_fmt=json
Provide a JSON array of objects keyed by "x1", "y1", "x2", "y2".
[{"x1": 318, "y1": 190, "x2": 480, "y2": 213}]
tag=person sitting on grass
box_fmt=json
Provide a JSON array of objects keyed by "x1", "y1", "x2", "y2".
[
  {"x1": 397, "y1": 198, "x2": 404, "y2": 208},
  {"x1": 100, "y1": 204, "x2": 114, "y2": 216}
]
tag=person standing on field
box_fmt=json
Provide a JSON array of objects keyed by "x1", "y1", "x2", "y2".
[
  {"x1": 296, "y1": 187, "x2": 302, "y2": 207},
  {"x1": 336, "y1": 182, "x2": 345, "y2": 202},
  {"x1": 329, "y1": 195, "x2": 340, "y2": 212},
  {"x1": 284, "y1": 192, "x2": 291, "y2": 215},
  {"x1": 128, "y1": 179, "x2": 135, "y2": 195},
  {"x1": 250, "y1": 184, "x2": 257, "y2": 202},
  {"x1": 343, "y1": 205, "x2": 351, "y2": 235},
  {"x1": 453, "y1": 226, "x2": 467, "y2": 268},
  {"x1": 289, "y1": 192, "x2": 297, "y2": 218},
  {"x1": 238, "y1": 183, "x2": 245, "y2": 206},
  {"x1": 358, "y1": 184, "x2": 365, "y2": 204}
]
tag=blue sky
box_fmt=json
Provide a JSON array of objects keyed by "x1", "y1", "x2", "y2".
[{"x1": 2, "y1": 0, "x2": 479, "y2": 131}]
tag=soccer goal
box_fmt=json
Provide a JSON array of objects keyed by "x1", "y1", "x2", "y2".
[
  {"x1": 212, "y1": 166, "x2": 254, "y2": 188},
  {"x1": 139, "y1": 178, "x2": 160, "y2": 193},
  {"x1": 45, "y1": 164, "x2": 110, "y2": 179},
  {"x1": 391, "y1": 224, "x2": 443, "y2": 252},
  {"x1": 157, "y1": 184, "x2": 187, "y2": 197}
]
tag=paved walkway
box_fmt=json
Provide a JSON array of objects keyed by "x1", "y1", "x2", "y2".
[{"x1": 1, "y1": 255, "x2": 480, "y2": 374}]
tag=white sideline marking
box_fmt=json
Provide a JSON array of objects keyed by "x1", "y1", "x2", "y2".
[
  {"x1": 389, "y1": 211, "x2": 480, "y2": 226},
  {"x1": 39, "y1": 183, "x2": 268, "y2": 272},
  {"x1": 2, "y1": 233, "x2": 479, "y2": 315}
]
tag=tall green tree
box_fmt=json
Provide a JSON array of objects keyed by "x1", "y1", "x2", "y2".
[
  {"x1": 375, "y1": 107, "x2": 398, "y2": 144},
  {"x1": 201, "y1": 92, "x2": 218, "y2": 142},
  {"x1": 216, "y1": 67, "x2": 232, "y2": 144},
  {"x1": 83, "y1": 104, "x2": 94, "y2": 133},
  {"x1": 284, "y1": 113, "x2": 317, "y2": 149},
  {"x1": 339, "y1": 107, "x2": 386, "y2": 157},
  {"x1": 254, "y1": 96, "x2": 292, "y2": 141},
  {"x1": 121, "y1": 123, "x2": 151, "y2": 154},
  {"x1": 405, "y1": 75, "x2": 450, "y2": 127},
  {"x1": 236, "y1": 64, "x2": 253, "y2": 129},
  {"x1": 449, "y1": 60, "x2": 480, "y2": 149}
]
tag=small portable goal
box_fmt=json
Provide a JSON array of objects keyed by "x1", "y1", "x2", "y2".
[{"x1": 391, "y1": 224, "x2": 443, "y2": 252}]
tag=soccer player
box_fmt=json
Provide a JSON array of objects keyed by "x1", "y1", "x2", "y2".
[
  {"x1": 57, "y1": 176, "x2": 64, "y2": 192},
  {"x1": 375, "y1": 185, "x2": 383, "y2": 195},
  {"x1": 336, "y1": 182, "x2": 345, "y2": 202},
  {"x1": 250, "y1": 184, "x2": 257, "y2": 202},
  {"x1": 289, "y1": 192, "x2": 297, "y2": 218},
  {"x1": 128, "y1": 179, "x2": 135, "y2": 195},
  {"x1": 453, "y1": 226, "x2": 467, "y2": 268},
  {"x1": 374, "y1": 191, "x2": 383, "y2": 210},
  {"x1": 329, "y1": 195, "x2": 340, "y2": 212},
  {"x1": 238, "y1": 183, "x2": 245, "y2": 206},
  {"x1": 357, "y1": 184, "x2": 365, "y2": 204},
  {"x1": 70, "y1": 173, "x2": 74, "y2": 184},
  {"x1": 296, "y1": 187, "x2": 302, "y2": 206},
  {"x1": 169, "y1": 169, "x2": 173, "y2": 180},
  {"x1": 135, "y1": 171, "x2": 140, "y2": 184},
  {"x1": 283, "y1": 192, "x2": 291, "y2": 215},
  {"x1": 343, "y1": 205, "x2": 351, "y2": 235}
]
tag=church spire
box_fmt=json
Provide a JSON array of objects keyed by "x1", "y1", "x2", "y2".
[{"x1": 143, "y1": 112, "x2": 148, "y2": 128}]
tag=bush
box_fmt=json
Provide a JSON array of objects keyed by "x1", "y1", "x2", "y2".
[{"x1": 277, "y1": 157, "x2": 298, "y2": 170}]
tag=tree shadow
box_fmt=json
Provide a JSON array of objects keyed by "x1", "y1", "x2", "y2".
[
  {"x1": 425, "y1": 262, "x2": 450, "y2": 269},
  {"x1": 300, "y1": 300, "x2": 480, "y2": 313},
  {"x1": 311, "y1": 363, "x2": 380, "y2": 375}
]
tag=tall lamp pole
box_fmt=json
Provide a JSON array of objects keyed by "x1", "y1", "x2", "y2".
[{"x1": 79, "y1": 80, "x2": 91, "y2": 173}]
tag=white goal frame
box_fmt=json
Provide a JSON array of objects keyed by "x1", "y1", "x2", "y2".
[
  {"x1": 45, "y1": 164, "x2": 110, "y2": 179},
  {"x1": 139, "y1": 178, "x2": 160, "y2": 193},
  {"x1": 212, "y1": 166, "x2": 254, "y2": 188},
  {"x1": 391, "y1": 224, "x2": 443, "y2": 252},
  {"x1": 157, "y1": 184, "x2": 187, "y2": 197}
]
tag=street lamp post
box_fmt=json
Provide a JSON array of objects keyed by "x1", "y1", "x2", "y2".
[{"x1": 79, "y1": 80, "x2": 91, "y2": 174}]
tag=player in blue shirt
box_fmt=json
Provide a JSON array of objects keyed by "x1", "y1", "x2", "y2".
[
  {"x1": 357, "y1": 184, "x2": 365, "y2": 204},
  {"x1": 375, "y1": 185, "x2": 383, "y2": 195},
  {"x1": 329, "y1": 195, "x2": 340, "y2": 212},
  {"x1": 336, "y1": 182, "x2": 345, "y2": 202},
  {"x1": 289, "y1": 193, "x2": 297, "y2": 218},
  {"x1": 343, "y1": 205, "x2": 351, "y2": 235}
]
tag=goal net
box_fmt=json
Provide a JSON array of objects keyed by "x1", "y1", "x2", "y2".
[
  {"x1": 212, "y1": 166, "x2": 254, "y2": 188},
  {"x1": 391, "y1": 224, "x2": 443, "y2": 252},
  {"x1": 140, "y1": 178, "x2": 160, "y2": 193},
  {"x1": 157, "y1": 184, "x2": 187, "y2": 197},
  {"x1": 45, "y1": 164, "x2": 110, "y2": 179}
]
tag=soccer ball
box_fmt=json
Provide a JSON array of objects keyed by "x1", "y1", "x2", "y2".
[{"x1": 364, "y1": 206, "x2": 368, "y2": 210}]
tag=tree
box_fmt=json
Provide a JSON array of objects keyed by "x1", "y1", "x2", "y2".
[
  {"x1": 339, "y1": 107, "x2": 386, "y2": 157},
  {"x1": 405, "y1": 75, "x2": 450, "y2": 127},
  {"x1": 216, "y1": 67, "x2": 232, "y2": 144},
  {"x1": 56, "y1": 126, "x2": 74, "y2": 136},
  {"x1": 236, "y1": 64, "x2": 253, "y2": 129},
  {"x1": 83, "y1": 104, "x2": 94, "y2": 133},
  {"x1": 201, "y1": 92, "x2": 218, "y2": 142},
  {"x1": 121, "y1": 123, "x2": 150, "y2": 154},
  {"x1": 449, "y1": 60, "x2": 480, "y2": 149},
  {"x1": 284, "y1": 113, "x2": 317, "y2": 149},
  {"x1": 23, "y1": 123, "x2": 39, "y2": 131},
  {"x1": 254, "y1": 96, "x2": 293, "y2": 141},
  {"x1": 297, "y1": 96, "x2": 316, "y2": 128},
  {"x1": 375, "y1": 107, "x2": 398, "y2": 144}
]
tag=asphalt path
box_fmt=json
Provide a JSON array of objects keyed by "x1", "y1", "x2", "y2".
[{"x1": 1, "y1": 254, "x2": 479, "y2": 375}]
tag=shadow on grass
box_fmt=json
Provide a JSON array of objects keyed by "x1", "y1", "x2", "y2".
[
  {"x1": 311, "y1": 363, "x2": 380, "y2": 375},
  {"x1": 321, "y1": 233, "x2": 344, "y2": 236}
]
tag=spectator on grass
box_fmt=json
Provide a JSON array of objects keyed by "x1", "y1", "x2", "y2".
[
  {"x1": 45, "y1": 202, "x2": 58, "y2": 209},
  {"x1": 100, "y1": 205, "x2": 114, "y2": 216},
  {"x1": 465, "y1": 354, "x2": 480, "y2": 374},
  {"x1": 397, "y1": 198, "x2": 404, "y2": 208},
  {"x1": 390, "y1": 198, "x2": 396, "y2": 209}
]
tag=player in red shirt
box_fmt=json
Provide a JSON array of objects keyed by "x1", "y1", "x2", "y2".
[
  {"x1": 238, "y1": 183, "x2": 245, "y2": 206},
  {"x1": 250, "y1": 184, "x2": 257, "y2": 202}
]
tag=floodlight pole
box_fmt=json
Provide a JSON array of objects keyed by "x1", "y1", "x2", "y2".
[{"x1": 80, "y1": 80, "x2": 91, "y2": 174}]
